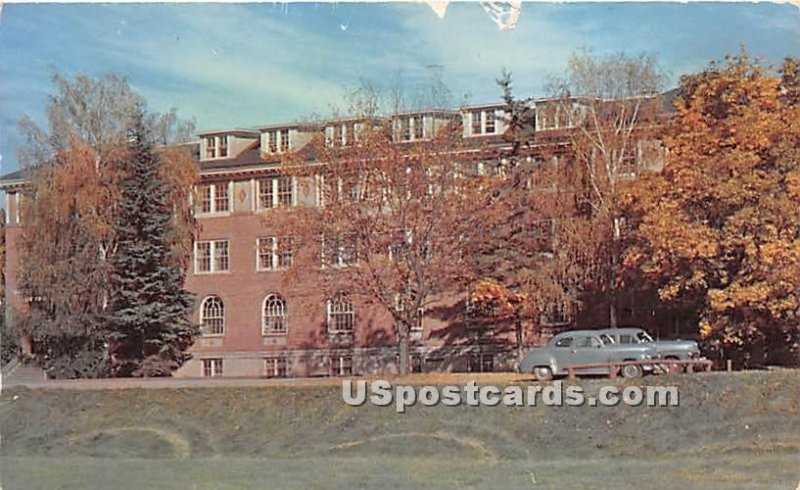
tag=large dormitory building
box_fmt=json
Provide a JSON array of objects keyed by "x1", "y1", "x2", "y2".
[{"x1": 1, "y1": 96, "x2": 668, "y2": 378}]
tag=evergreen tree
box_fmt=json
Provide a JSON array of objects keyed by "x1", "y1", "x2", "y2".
[{"x1": 106, "y1": 109, "x2": 198, "y2": 377}]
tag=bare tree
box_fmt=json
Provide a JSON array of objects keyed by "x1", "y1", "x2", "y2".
[{"x1": 545, "y1": 50, "x2": 665, "y2": 327}]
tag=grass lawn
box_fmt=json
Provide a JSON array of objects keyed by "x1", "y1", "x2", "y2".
[{"x1": 1, "y1": 370, "x2": 799, "y2": 489}]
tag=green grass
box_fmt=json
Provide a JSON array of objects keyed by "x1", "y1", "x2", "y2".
[{"x1": 2, "y1": 371, "x2": 800, "y2": 489}]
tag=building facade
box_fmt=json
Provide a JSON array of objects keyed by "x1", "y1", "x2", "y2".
[{"x1": 1, "y1": 97, "x2": 666, "y2": 378}]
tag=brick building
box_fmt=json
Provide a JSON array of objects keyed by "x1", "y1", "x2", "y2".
[{"x1": 0, "y1": 96, "x2": 667, "y2": 378}]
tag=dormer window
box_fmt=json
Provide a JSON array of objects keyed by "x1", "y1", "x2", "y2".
[
  {"x1": 401, "y1": 118, "x2": 411, "y2": 141},
  {"x1": 205, "y1": 135, "x2": 229, "y2": 159},
  {"x1": 485, "y1": 111, "x2": 496, "y2": 134},
  {"x1": 471, "y1": 111, "x2": 482, "y2": 135},
  {"x1": 280, "y1": 130, "x2": 289, "y2": 152},
  {"x1": 468, "y1": 110, "x2": 498, "y2": 136},
  {"x1": 333, "y1": 125, "x2": 343, "y2": 146},
  {"x1": 266, "y1": 129, "x2": 290, "y2": 154},
  {"x1": 413, "y1": 116, "x2": 424, "y2": 139}
]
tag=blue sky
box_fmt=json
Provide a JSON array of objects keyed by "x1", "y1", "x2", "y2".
[{"x1": 0, "y1": 2, "x2": 798, "y2": 173}]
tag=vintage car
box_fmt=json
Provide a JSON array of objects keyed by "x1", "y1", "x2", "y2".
[
  {"x1": 520, "y1": 330, "x2": 658, "y2": 381},
  {"x1": 595, "y1": 327, "x2": 701, "y2": 361}
]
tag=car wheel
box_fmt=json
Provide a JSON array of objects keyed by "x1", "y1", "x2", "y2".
[
  {"x1": 621, "y1": 364, "x2": 643, "y2": 379},
  {"x1": 533, "y1": 366, "x2": 553, "y2": 382}
]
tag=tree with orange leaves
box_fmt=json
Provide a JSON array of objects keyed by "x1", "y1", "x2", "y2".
[
  {"x1": 624, "y1": 51, "x2": 800, "y2": 367},
  {"x1": 274, "y1": 115, "x2": 481, "y2": 375},
  {"x1": 16, "y1": 74, "x2": 198, "y2": 378}
]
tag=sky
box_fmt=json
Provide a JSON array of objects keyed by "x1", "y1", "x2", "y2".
[{"x1": 0, "y1": 2, "x2": 798, "y2": 174}]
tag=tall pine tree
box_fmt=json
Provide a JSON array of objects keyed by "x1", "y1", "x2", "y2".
[{"x1": 106, "y1": 109, "x2": 198, "y2": 377}]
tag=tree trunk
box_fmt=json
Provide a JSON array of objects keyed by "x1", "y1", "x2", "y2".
[
  {"x1": 515, "y1": 318, "x2": 524, "y2": 372},
  {"x1": 20, "y1": 331, "x2": 32, "y2": 356},
  {"x1": 398, "y1": 333, "x2": 409, "y2": 375},
  {"x1": 609, "y1": 216, "x2": 621, "y2": 328}
]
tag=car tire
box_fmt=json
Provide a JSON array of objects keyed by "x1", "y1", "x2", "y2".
[
  {"x1": 664, "y1": 356, "x2": 683, "y2": 374},
  {"x1": 533, "y1": 366, "x2": 553, "y2": 382},
  {"x1": 621, "y1": 364, "x2": 643, "y2": 379}
]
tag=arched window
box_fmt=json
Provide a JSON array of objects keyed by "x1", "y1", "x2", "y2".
[
  {"x1": 263, "y1": 294, "x2": 287, "y2": 335},
  {"x1": 200, "y1": 296, "x2": 224, "y2": 336},
  {"x1": 327, "y1": 292, "x2": 354, "y2": 333}
]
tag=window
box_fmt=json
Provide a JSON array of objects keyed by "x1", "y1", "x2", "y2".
[
  {"x1": 485, "y1": 111, "x2": 496, "y2": 134},
  {"x1": 258, "y1": 236, "x2": 294, "y2": 270},
  {"x1": 257, "y1": 177, "x2": 294, "y2": 209},
  {"x1": 327, "y1": 293, "x2": 355, "y2": 333},
  {"x1": 331, "y1": 354, "x2": 353, "y2": 376},
  {"x1": 618, "y1": 146, "x2": 637, "y2": 175},
  {"x1": 394, "y1": 294, "x2": 424, "y2": 332},
  {"x1": 196, "y1": 182, "x2": 230, "y2": 214},
  {"x1": 542, "y1": 303, "x2": 571, "y2": 326},
  {"x1": 258, "y1": 178, "x2": 274, "y2": 209},
  {"x1": 278, "y1": 177, "x2": 293, "y2": 206},
  {"x1": 389, "y1": 229, "x2": 411, "y2": 259},
  {"x1": 195, "y1": 240, "x2": 230, "y2": 273},
  {"x1": 333, "y1": 124, "x2": 343, "y2": 146},
  {"x1": 471, "y1": 111, "x2": 482, "y2": 135},
  {"x1": 277, "y1": 237, "x2": 294, "y2": 268},
  {"x1": 400, "y1": 118, "x2": 411, "y2": 141},
  {"x1": 204, "y1": 136, "x2": 228, "y2": 159},
  {"x1": 411, "y1": 354, "x2": 423, "y2": 373},
  {"x1": 576, "y1": 336, "x2": 602, "y2": 348},
  {"x1": 202, "y1": 358, "x2": 223, "y2": 377},
  {"x1": 280, "y1": 129, "x2": 289, "y2": 152},
  {"x1": 469, "y1": 353, "x2": 494, "y2": 373},
  {"x1": 214, "y1": 184, "x2": 229, "y2": 213},
  {"x1": 619, "y1": 334, "x2": 635, "y2": 344},
  {"x1": 268, "y1": 131, "x2": 278, "y2": 153},
  {"x1": 264, "y1": 356, "x2": 289, "y2": 378},
  {"x1": 554, "y1": 336, "x2": 573, "y2": 348},
  {"x1": 262, "y1": 294, "x2": 287, "y2": 335},
  {"x1": 413, "y1": 116, "x2": 424, "y2": 139},
  {"x1": 322, "y1": 232, "x2": 358, "y2": 267},
  {"x1": 265, "y1": 129, "x2": 289, "y2": 153},
  {"x1": 200, "y1": 296, "x2": 225, "y2": 336}
]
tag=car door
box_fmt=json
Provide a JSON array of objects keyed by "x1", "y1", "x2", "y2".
[
  {"x1": 550, "y1": 335, "x2": 575, "y2": 373},
  {"x1": 569, "y1": 335, "x2": 610, "y2": 374}
]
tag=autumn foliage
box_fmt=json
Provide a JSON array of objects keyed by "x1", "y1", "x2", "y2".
[{"x1": 624, "y1": 52, "x2": 800, "y2": 367}]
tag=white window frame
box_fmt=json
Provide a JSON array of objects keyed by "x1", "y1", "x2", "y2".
[
  {"x1": 262, "y1": 293, "x2": 288, "y2": 335},
  {"x1": 264, "y1": 356, "x2": 290, "y2": 378},
  {"x1": 413, "y1": 115, "x2": 424, "y2": 140},
  {"x1": 327, "y1": 294, "x2": 355, "y2": 333},
  {"x1": 321, "y1": 232, "x2": 358, "y2": 268},
  {"x1": 256, "y1": 176, "x2": 295, "y2": 210},
  {"x1": 471, "y1": 111, "x2": 482, "y2": 135},
  {"x1": 196, "y1": 181, "x2": 233, "y2": 215},
  {"x1": 485, "y1": 110, "x2": 497, "y2": 134},
  {"x1": 195, "y1": 239, "x2": 230, "y2": 274},
  {"x1": 202, "y1": 358, "x2": 223, "y2": 377},
  {"x1": 262, "y1": 236, "x2": 292, "y2": 270},
  {"x1": 200, "y1": 295, "x2": 225, "y2": 336},
  {"x1": 204, "y1": 135, "x2": 229, "y2": 160},
  {"x1": 330, "y1": 354, "x2": 353, "y2": 376}
]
